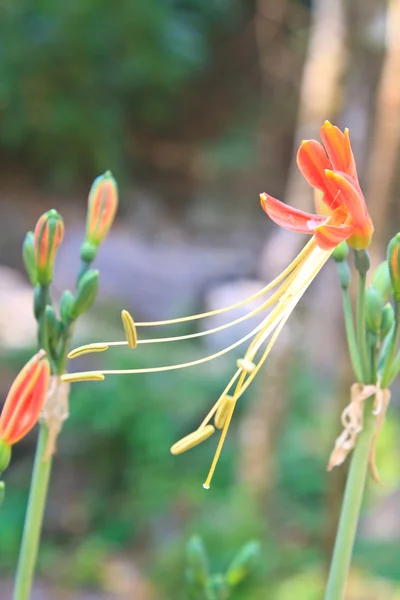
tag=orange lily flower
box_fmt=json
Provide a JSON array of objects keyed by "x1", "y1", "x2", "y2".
[
  {"x1": 0, "y1": 350, "x2": 50, "y2": 447},
  {"x1": 260, "y1": 121, "x2": 374, "y2": 251}
]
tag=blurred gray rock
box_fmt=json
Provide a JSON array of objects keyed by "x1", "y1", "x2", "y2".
[
  {"x1": 202, "y1": 279, "x2": 269, "y2": 350},
  {"x1": 54, "y1": 227, "x2": 256, "y2": 321},
  {"x1": 0, "y1": 267, "x2": 36, "y2": 350}
]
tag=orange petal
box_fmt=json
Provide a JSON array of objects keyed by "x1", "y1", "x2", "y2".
[
  {"x1": 324, "y1": 170, "x2": 367, "y2": 225},
  {"x1": 260, "y1": 193, "x2": 326, "y2": 233},
  {"x1": 320, "y1": 121, "x2": 358, "y2": 181},
  {"x1": 314, "y1": 223, "x2": 354, "y2": 251}
]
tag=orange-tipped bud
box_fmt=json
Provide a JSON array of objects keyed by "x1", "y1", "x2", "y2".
[
  {"x1": 388, "y1": 233, "x2": 400, "y2": 302},
  {"x1": 0, "y1": 350, "x2": 50, "y2": 446},
  {"x1": 34, "y1": 210, "x2": 64, "y2": 285},
  {"x1": 82, "y1": 171, "x2": 118, "y2": 260}
]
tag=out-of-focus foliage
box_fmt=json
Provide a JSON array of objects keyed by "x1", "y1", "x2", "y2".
[
  {"x1": 0, "y1": 0, "x2": 243, "y2": 185},
  {"x1": 1, "y1": 342, "x2": 400, "y2": 596}
]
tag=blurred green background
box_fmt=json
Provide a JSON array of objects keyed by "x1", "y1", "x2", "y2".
[{"x1": 2, "y1": 0, "x2": 400, "y2": 598}]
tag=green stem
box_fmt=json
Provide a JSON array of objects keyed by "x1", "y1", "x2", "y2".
[
  {"x1": 356, "y1": 271, "x2": 370, "y2": 383},
  {"x1": 341, "y1": 287, "x2": 363, "y2": 382},
  {"x1": 13, "y1": 424, "x2": 53, "y2": 600},
  {"x1": 324, "y1": 397, "x2": 375, "y2": 600}
]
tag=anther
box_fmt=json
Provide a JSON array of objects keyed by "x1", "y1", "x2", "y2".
[
  {"x1": 68, "y1": 343, "x2": 109, "y2": 359},
  {"x1": 214, "y1": 395, "x2": 236, "y2": 429},
  {"x1": 61, "y1": 371, "x2": 105, "y2": 383},
  {"x1": 121, "y1": 309, "x2": 137, "y2": 349},
  {"x1": 170, "y1": 425, "x2": 215, "y2": 455}
]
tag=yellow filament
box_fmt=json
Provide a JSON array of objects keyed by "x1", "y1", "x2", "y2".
[
  {"x1": 121, "y1": 310, "x2": 138, "y2": 348},
  {"x1": 232, "y1": 248, "x2": 333, "y2": 405},
  {"x1": 135, "y1": 238, "x2": 316, "y2": 327},
  {"x1": 203, "y1": 397, "x2": 237, "y2": 489},
  {"x1": 68, "y1": 343, "x2": 109, "y2": 359},
  {"x1": 76, "y1": 306, "x2": 289, "y2": 376},
  {"x1": 61, "y1": 371, "x2": 105, "y2": 383},
  {"x1": 170, "y1": 425, "x2": 215, "y2": 455},
  {"x1": 214, "y1": 395, "x2": 235, "y2": 429},
  {"x1": 68, "y1": 255, "x2": 305, "y2": 358}
]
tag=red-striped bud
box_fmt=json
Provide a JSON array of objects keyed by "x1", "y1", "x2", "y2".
[
  {"x1": 0, "y1": 350, "x2": 50, "y2": 446},
  {"x1": 34, "y1": 210, "x2": 64, "y2": 285},
  {"x1": 83, "y1": 171, "x2": 118, "y2": 258}
]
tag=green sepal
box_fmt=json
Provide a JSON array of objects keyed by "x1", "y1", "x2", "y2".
[
  {"x1": 22, "y1": 231, "x2": 37, "y2": 285},
  {"x1": 0, "y1": 440, "x2": 11, "y2": 473},
  {"x1": 186, "y1": 535, "x2": 209, "y2": 590},
  {"x1": 225, "y1": 540, "x2": 261, "y2": 587},
  {"x1": 331, "y1": 241, "x2": 349, "y2": 263},
  {"x1": 365, "y1": 287, "x2": 383, "y2": 334},
  {"x1": 372, "y1": 261, "x2": 391, "y2": 304},
  {"x1": 381, "y1": 303, "x2": 395, "y2": 341},
  {"x1": 60, "y1": 290, "x2": 76, "y2": 324},
  {"x1": 70, "y1": 269, "x2": 99, "y2": 319},
  {"x1": 0, "y1": 481, "x2": 4, "y2": 508},
  {"x1": 378, "y1": 324, "x2": 396, "y2": 373}
]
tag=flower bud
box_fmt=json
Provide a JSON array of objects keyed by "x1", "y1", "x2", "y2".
[
  {"x1": 331, "y1": 241, "x2": 349, "y2": 263},
  {"x1": 60, "y1": 290, "x2": 75, "y2": 324},
  {"x1": 336, "y1": 261, "x2": 351, "y2": 290},
  {"x1": 43, "y1": 305, "x2": 62, "y2": 356},
  {"x1": 365, "y1": 287, "x2": 383, "y2": 334},
  {"x1": 225, "y1": 541, "x2": 261, "y2": 587},
  {"x1": 0, "y1": 440, "x2": 11, "y2": 472},
  {"x1": 34, "y1": 210, "x2": 64, "y2": 285},
  {"x1": 381, "y1": 303, "x2": 395, "y2": 340},
  {"x1": 372, "y1": 261, "x2": 391, "y2": 304},
  {"x1": 22, "y1": 231, "x2": 37, "y2": 285},
  {"x1": 0, "y1": 350, "x2": 50, "y2": 446},
  {"x1": 83, "y1": 171, "x2": 118, "y2": 254},
  {"x1": 186, "y1": 536, "x2": 209, "y2": 589},
  {"x1": 69, "y1": 269, "x2": 99, "y2": 319},
  {"x1": 388, "y1": 233, "x2": 400, "y2": 302}
]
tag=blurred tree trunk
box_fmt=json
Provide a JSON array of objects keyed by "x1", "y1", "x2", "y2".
[{"x1": 366, "y1": 0, "x2": 400, "y2": 252}]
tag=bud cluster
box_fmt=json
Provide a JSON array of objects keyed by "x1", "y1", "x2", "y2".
[{"x1": 0, "y1": 172, "x2": 118, "y2": 484}]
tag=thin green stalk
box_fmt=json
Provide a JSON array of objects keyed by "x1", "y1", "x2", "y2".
[
  {"x1": 356, "y1": 271, "x2": 370, "y2": 382},
  {"x1": 341, "y1": 287, "x2": 363, "y2": 382},
  {"x1": 324, "y1": 397, "x2": 375, "y2": 600},
  {"x1": 13, "y1": 425, "x2": 52, "y2": 600},
  {"x1": 14, "y1": 336, "x2": 70, "y2": 599}
]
